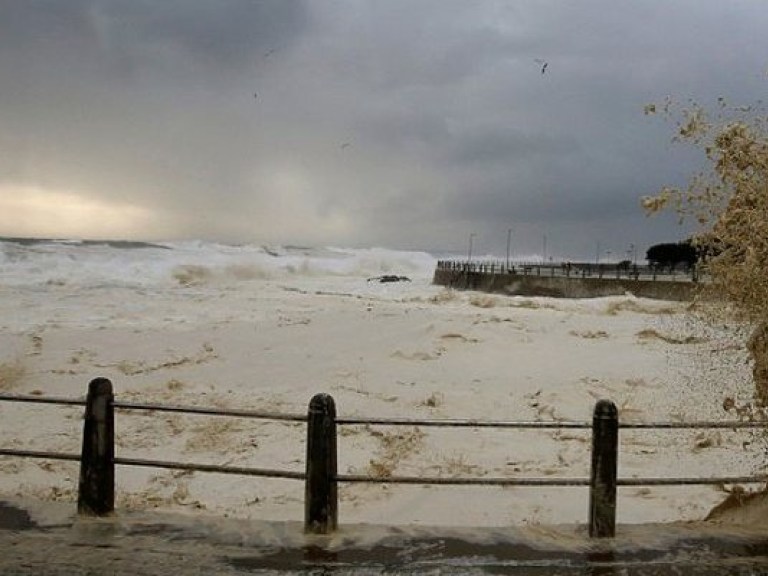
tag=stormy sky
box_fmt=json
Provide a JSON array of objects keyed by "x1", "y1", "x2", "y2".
[{"x1": 1, "y1": 1, "x2": 767, "y2": 260}]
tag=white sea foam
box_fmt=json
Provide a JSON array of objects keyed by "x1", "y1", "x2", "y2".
[
  {"x1": 0, "y1": 237, "x2": 757, "y2": 532},
  {"x1": 0, "y1": 239, "x2": 438, "y2": 289}
]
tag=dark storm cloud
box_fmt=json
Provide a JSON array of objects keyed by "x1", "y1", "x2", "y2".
[
  {"x1": 0, "y1": 1, "x2": 307, "y2": 70},
  {"x1": 2, "y1": 0, "x2": 768, "y2": 256},
  {"x1": 94, "y1": 1, "x2": 300, "y2": 66},
  {"x1": 0, "y1": 1, "x2": 310, "y2": 227},
  {"x1": 442, "y1": 129, "x2": 580, "y2": 168}
]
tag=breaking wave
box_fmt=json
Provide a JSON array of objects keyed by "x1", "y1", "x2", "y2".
[{"x1": 0, "y1": 239, "x2": 437, "y2": 289}]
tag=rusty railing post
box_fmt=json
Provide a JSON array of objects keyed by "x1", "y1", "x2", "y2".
[
  {"x1": 305, "y1": 393, "x2": 338, "y2": 534},
  {"x1": 78, "y1": 378, "x2": 115, "y2": 516},
  {"x1": 589, "y1": 399, "x2": 618, "y2": 538}
]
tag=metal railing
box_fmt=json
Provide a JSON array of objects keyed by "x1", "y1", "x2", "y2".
[
  {"x1": 436, "y1": 260, "x2": 701, "y2": 282},
  {"x1": 0, "y1": 379, "x2": 765, "y2": 538}
]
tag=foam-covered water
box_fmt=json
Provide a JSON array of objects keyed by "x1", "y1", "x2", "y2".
[
  {"x1": 6, "y1": 498, "x2": 768, "y2": 575},
  {"x1": 0, "y1": 239, "x2": 438, "y2": 289}
]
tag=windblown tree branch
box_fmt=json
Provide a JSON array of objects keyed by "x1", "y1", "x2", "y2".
[{"x1": 642, "y1": 99, "x2": 768, "y2": 401}]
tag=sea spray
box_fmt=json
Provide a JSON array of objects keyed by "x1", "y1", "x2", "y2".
[{"x1": 0, "y1": 239, "x2": 437, "y2": 289}]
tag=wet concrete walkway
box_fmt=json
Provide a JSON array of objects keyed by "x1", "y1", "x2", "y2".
[{"x1": 3, "y1": 499, "x2": 768, "y2": 575}]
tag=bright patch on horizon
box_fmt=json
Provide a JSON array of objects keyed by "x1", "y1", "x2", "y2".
[{"x1": 0, "y1": 184, "x2": 159, "y2": 239}]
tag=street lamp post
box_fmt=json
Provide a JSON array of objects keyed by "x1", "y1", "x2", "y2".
[
  {"x1": 506, "y1": 228, "x2": 512, "y2": 271},
  {"x1": 468, "y1": 233, "x2": 477, "y2": 264}
]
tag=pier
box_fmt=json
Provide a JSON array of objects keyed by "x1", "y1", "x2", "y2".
[{"x1": 433, "y1": 260, "x2": 699, "y2": 301}]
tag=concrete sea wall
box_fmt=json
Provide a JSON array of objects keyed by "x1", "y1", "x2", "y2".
[{"x1": 433, "y1": 269, "x2": 697, "y2": 301}]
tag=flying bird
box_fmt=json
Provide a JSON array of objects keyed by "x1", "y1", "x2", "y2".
[
  {"x1": 535, "y1": 59, "x2": 548, "y2": 74},
  {"x1": 340, "y1": 142, "x2": 352, "y2": 149}
]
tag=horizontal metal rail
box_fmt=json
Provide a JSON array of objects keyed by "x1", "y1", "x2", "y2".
[
  {"x1": 0, "y1": 394, "x2": 86, "y2": 407},
  {"x1": 337, "y1": 474, "x2": 590, "y2": 486},
  {"x1": 0, "y1": 448, "x2": 304, "y2": 480},
  {"x1": 0, "y1": 394, "x2": 307, "y2": 422},
  {"x1": 619, "y1": 421, "x2": 768, "y2": 429},
  {"x1": 1, "y1": 448, "x2": 765, "y2": 488},
  {"x1": 435, "y1": 261, "x2": 700, "y2": 281},
  {"x1": 112, "y1": 400, "x2": 307, "y2": 423},
  {"x1": 2, "y1": 393, "x2": 766, "y2": 430},
  {"x1": 339, "y1": 418, "x2": 768, "y2": 429},
  {"x1": 0, "y1": 448, "x2": 81, "y2": 463},
  {"x1": 336, "y1": 417, "x2": 591, "y2": 428},
  {"x1": 617, "y1": 476, "x2": 768, "y2": 487},
  {"x1": 338, "y1": 474, "x2": 768, "y2": 487},
  {"x1": 114, "y1": 456, "x2": 305, "y2": 480}
]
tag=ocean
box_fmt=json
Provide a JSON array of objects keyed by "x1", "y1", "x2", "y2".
[
  {"x1": 0, "y1": 236, "x2": 761, "y2": 575},
  {"x1": 0, "y1": 237, "x2": 439, "y2": 291}
]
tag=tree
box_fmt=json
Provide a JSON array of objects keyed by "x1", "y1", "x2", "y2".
[
  {"x1": 645, "y1": 241, "x2": 698, "y2": 271},
  {"x1": 643, "y1": 99, "x2": 768, "y2": 401}
]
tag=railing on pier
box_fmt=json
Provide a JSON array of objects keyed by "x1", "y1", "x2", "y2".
[
  {"x1": 436, "y1": 260, "x2": 700, "y2": 282},
  {"x1": 0, "y1": 379, "x2": 765, "y2": 538}
]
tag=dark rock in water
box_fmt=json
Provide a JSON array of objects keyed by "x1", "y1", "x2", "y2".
[
  {"x1": 367, "y1": 275, "x2": 411, "y2": 283},
  {"x1": 262, "y1": 245, "x2": 282, "y2": 257}
]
